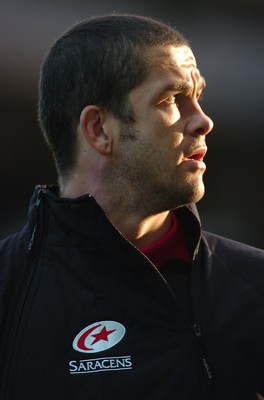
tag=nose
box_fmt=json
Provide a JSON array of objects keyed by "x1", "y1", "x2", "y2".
[{"x1": 186, "y1": 106, "x2": 214, "y2": 136}]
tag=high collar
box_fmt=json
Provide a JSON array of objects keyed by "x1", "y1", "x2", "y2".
[
  {"x1": 26, "y1": 185, "x2": 120, "y2": 246},
  {"x1": 25, "y1": 185, "x2": 202, "y2": 257}
]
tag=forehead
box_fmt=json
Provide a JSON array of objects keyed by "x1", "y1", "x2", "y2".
[
  {"x1": 155, "y1": 45, "x2": 197, "y2": 69},
  {"x1": 141, "y1": 45, "x2": 205, "y2": 93}
]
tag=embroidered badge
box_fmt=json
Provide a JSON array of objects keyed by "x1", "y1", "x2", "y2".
[{"x1": 72, "y1": 321, "x2": 126, "y2": 353}]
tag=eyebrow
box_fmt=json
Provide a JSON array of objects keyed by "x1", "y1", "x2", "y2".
[{"x1": 162, "y1": 76, "x2": 206, "y2": 95}]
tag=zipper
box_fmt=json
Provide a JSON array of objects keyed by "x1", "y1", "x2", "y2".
[
  {"x1": 191, "y1": 245, "x2": 215, "y2": 395},
  {"x1": 191, "y1": 323, "x2": 214, "y2": 382},
  {"x1": 2, "y1": 188, "x2": 45, "y2": 399},
  {"x1": 28, "y1": 188, "x2": 45, "y2": 252}
]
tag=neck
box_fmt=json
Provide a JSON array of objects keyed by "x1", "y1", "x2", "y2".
[
  {"x1": 60, "y1": 173, "x2": 173, "y2": 248},
  {"x1": 104, "y1": 206, "x2": 173, "y2": 248}
]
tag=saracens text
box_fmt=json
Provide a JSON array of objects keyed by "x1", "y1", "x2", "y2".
[{"x1": 69, "y1": 355, "x2": 132, "y2": 374}]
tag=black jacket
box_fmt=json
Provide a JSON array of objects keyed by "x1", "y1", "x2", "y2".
[{"x1": 1, "y1": 186, "x2": 264, "y2": 400}]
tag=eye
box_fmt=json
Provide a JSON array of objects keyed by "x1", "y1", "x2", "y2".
[
  {"x1": 164, "y1": 94, "x2": 181, "y2": 107},
  {"x1": 157, "y1": 93, "x2": 182, "y2": 109},
  {"x1": 173, "y1": 94, "x2": 181, "y2": 107}
]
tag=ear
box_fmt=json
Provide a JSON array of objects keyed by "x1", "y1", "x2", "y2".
[{"x1": 80, "y1": 105, "x2": 112, "y2": 155}]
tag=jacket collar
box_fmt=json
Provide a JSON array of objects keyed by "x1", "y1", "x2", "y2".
[{"x1": 26, "y1": 185, "x2": 202, "y2": 256}]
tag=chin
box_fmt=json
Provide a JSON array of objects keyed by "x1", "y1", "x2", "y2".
[
  {"x1": 176, "y1": 180, "x2": 205, "y2": 207},
  {"x1": 189, "y1": 184, "x2": 205, "y2": 204},
  {"x1": 158, "y1": 186, "x2": 205, "y2": 212},
  {"x1": 151, "y1": 177, "x2": 206, "y2": 211}
]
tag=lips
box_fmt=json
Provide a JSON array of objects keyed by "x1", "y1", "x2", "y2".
[{"x1": 184, "y1": 147, "x2": 207, "y2": 162}]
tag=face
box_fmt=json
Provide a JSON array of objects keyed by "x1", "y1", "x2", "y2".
[{"x1": 112, "y1": 45, "x2": 214, "y2": 213}]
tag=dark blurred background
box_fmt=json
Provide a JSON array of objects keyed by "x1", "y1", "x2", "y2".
[{"x1": 1, "y1": 0, "x2": 264, "y2": 248}]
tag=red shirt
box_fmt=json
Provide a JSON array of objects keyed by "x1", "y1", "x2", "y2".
[{"x1": 140, "y1": 212, "x2": 191, "y2": 268}]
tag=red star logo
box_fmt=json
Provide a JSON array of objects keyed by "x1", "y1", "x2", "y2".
[{"x1": 90, "y1": 326, "x2": 116, "y2": 345}]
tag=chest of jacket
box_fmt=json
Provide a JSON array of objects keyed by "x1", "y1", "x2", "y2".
[
  {"x1": 3, "y1": 243, "x2": 208, "y2": 400},
  {"x1": 1, "y1": 187, "x2": 264, "y2": 399}
]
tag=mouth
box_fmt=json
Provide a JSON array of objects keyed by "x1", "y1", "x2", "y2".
[
  {"x1": 181, "y1": 146, "x2": 208, "y2": 170},
  {"x1": 184, "y1": 147, "x2": 207, "y2": 162}
]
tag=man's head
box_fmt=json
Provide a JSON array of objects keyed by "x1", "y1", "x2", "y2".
[{"x1": 38, "y1": 14, "x2": 189, "y2": 180}]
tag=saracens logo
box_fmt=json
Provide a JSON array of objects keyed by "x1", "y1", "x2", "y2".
[{"x1": 72, "y1": 321, "x2": 126, "y2": 354}]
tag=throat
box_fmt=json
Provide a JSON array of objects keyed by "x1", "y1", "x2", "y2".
[{"x1": 126, "y1": 211, "x2": 173, "y2": 249}]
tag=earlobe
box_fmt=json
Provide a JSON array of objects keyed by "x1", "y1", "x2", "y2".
[{"x1": 80, "y1": 105, "x2": 112, "y2": 155}]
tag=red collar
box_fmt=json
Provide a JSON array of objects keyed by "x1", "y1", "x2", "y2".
[{"x1": 140, "y1": 213, "x2": 191, "y2": 267}]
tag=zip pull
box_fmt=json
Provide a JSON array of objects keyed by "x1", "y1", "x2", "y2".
[
  {"x1": 192, "y1": 323, "x2": 202, "y2": 338},
  {"x1": 201, "y1": 357, "x2": 213, "y2": 381},
  {"x1": 28, "y1": 189, "x2": 44, "y2": 252},
  {"x1": 191, "y1": 323, "x2": 214, "y2": 386}
]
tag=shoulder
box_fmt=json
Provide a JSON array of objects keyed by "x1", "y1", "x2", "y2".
[
  {"x1": 201, "y1": 230, "x2": 264, "y2": 295},
  {"x1": 0, "y1": 228, "x2": 29, "y2": 281},
  {"x1": 0, "y1": 229, "x2": 27, "y2": 257},
  {"x1": 202, "y1": 230, "x2": 264, "y2": 261}
]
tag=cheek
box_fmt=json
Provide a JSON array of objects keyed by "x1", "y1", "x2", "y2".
[
  {"x1": 151, "y1": 132, "x2": 184, "y2": 169},
  {"x1": 161, "y1": 111, "x2": 185, "y2": 150},
  {"x1": 133, "y1": 111, "x2": 184, "y2": 157},
  {"x1": 169, "y1": 107, "x2": 181, "y2": 125},
  {"x1": 171, "y1": 132, "x2": 184, "y2": 150},
  {"x1": 155, "y1": 120, "x2": 184, "y2": 151}
]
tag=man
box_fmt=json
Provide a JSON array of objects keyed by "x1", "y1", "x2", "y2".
[{"x1": 0, "y1": 14, "x2": 264, "y2": 400}]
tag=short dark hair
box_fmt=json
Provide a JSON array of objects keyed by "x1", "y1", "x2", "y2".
[{"x1": 38, "y1": 14, "x2": 188, "y2": 178}]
